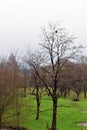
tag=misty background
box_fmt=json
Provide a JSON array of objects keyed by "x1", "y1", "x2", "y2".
[{"x1": 0, "y1": 0, "x2": 87, "y2": 55}]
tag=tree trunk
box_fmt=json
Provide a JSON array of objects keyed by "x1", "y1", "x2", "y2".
[
  {"x1": 36, "y1": 87, "x2": 40, "y2": 120},
  {"x1": 51, "y1": 98, "x2": 57, "y2": 130},
  {"x1": 15, "y1": 92, "x2": 20, "y2": 129},
  {"x1": 60, "y1": 89, "x2": 63, "y2": 97},
  {"x1": 76, "y1": 93, "x2": 80, "y2": 101},
  {"x1": 23, "y1": 86, "x2": 26, "y2": 97},
  {"x1": 16, "y1": 112, "x2": 20, "y2": 129},
  {"x1": 0, "y1": 114, "x2": 2, "y2": 129},
  {"x1": 84, "y1": 89, "x2": 86, "y2": 99},
  {"x1": 63, "y1": 89, "x2": 67, "y2": 98},
  {"x1": 36, "y1": 98, "x2": 40, "y2": 120},
  {"x1": 31, "y1": 88, "x2": 35, "y2": 95}
]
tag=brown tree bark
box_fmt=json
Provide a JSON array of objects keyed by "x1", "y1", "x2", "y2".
[
  {"x1": 24, "y1": 23, "x2": 81, "y2": 130},
  {"x1": 36, "y1": 98, "x2": 40, "y2": 120},
  {"x1": 36, "y1": 86, "x2": 40, "y2": 120},
  {"x1": 51, "y1": 97, "x2": 57, "y2": 130},
  {"x1": 84, "y1": 88, "x2": 86, "y2": 99},
  {"x1": 0, "y1": 115, "x2": 2, "y2": 129}
]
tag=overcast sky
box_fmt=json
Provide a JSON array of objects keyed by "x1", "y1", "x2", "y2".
[{"x1": 0, "y1": 0, "x2": 87, "y2": 55}]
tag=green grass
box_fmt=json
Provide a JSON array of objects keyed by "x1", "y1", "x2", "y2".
[{"x1": 3, "y1": 96, "x2": 87, "y2": 130}]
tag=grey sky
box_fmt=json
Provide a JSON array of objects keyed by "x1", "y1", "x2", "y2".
[{"x1": 0, "y1": 0, "x2": 87, "y2": 54}]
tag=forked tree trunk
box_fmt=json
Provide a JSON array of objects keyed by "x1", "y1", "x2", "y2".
[{"x1": 51, "y1": 98, "x2": 57, "y2": 130}]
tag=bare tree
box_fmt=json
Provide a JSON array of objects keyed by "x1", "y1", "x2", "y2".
[
  {"x1": 72, "y1": 55, "x2": 87, "y2": 99},
  {"x1": 7, "y1": 52, "x2": 22, "y2": 129},
  {"x1": 24, "y1": 51, "x2": 43, "y2": 120},
  {"x1": 30, "y1": 69, "x2": 42, "y2": 120},
  {"x1": 25, "y1": 23, "x2": 82, "y2": 130},
  {"x1": 59, "y1": 61, "x2": 74, "y2": 98},
  {"x1": 71, "y1": 64, "x2": 82, "y2": 101},
  {"x1": 80, "y1": 56, "x2": 87, "y2": 98},
  {"x1": 0, "y1": 56, "x2": 16, "y2": 128},
  {"x1": 21, "y1": 66, "x2": 28, "y2": 97}
]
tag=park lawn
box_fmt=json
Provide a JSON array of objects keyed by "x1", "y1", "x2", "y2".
[
  {"x1": 19, "y1": 96, "x2": 87, "y2": 130},
  {"x1": 3, "y1": 95, "x2": 87, "y2": 130}
]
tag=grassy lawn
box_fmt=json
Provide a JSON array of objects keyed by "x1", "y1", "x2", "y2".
[
  {"x1": 21, "y1": 96, "x2": 87, "y2": 130},
  {"x1": 3, "y1": 95, "x2": 87, "y2": 130}
]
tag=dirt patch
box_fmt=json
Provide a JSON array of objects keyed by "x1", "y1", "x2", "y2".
[
  {"x1": 1, "y1": 129, "x2": 9, "y2": 130},
  {"x1": 82, "y1": 110, "x2": 87, "y2": 113},
  {"x1": 0, "y1": 126, "x2": 28, "y2": 130},
  {"x1": 77, "y1": 122, "x2": 87, "y2": 126}
]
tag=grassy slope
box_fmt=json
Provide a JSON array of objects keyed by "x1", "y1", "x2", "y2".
[
  {"x1": 19, "y1": 96, "x2": 87, "y2": 130},
  {"x1": 3, "y1": 95, "x2": 87, "y2": 130}
]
